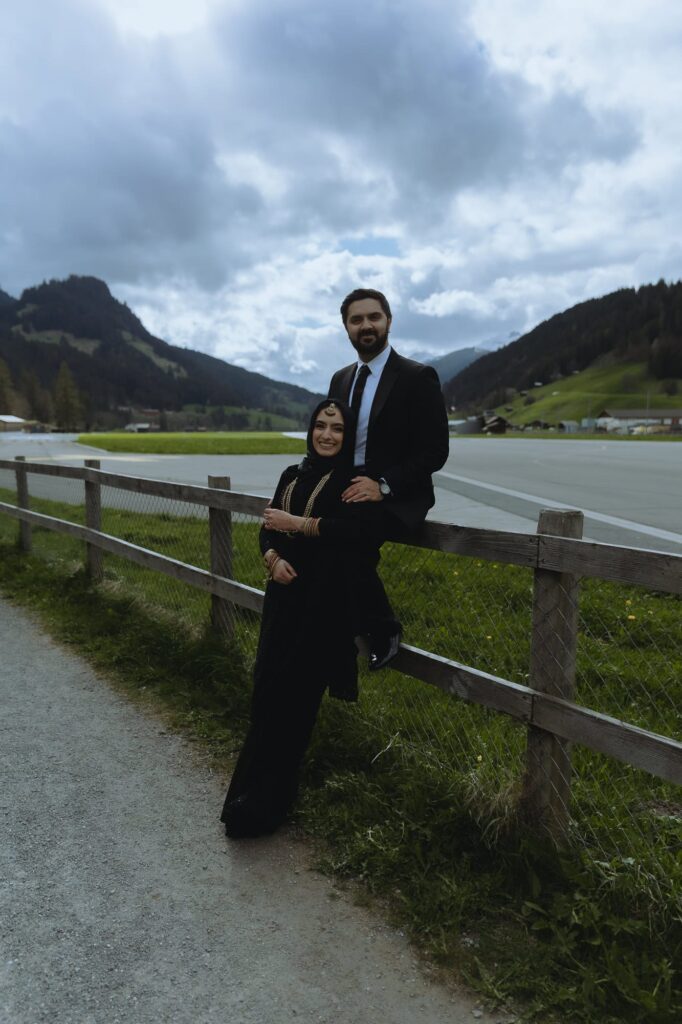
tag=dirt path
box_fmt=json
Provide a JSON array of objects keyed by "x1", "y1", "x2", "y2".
[{"x1": 0, "y1": 596, "x2": 502, "y2": 1024}]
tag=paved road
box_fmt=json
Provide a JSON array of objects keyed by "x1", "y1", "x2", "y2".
[
  {"x1": 0, "y1": 596, "x2": 499, "y2": 1024},
  {"x1": 1, "y1": 433, "x2": 680, "y2": 553},
  {"x1": 437, "y1": 437, "x2": 682, "y2": 552}
]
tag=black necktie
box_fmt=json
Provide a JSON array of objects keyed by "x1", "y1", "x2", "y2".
[{"x1": 350, "y1": 364, "x2": 370, "y2": 416}]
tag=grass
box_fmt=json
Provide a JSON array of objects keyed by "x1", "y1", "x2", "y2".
[
  {"x1": 456, "y1": 431, "x2": 682, "y2": 441},
  {"x1": 495, "y1": 361, "x2": 682, "y2": 427},
  {"x1": 0, "y1": 488, "x2": 680, "y2": 1022},
  {"x1": 78, "y1": 431, "x2": 307, "y2": 455}
]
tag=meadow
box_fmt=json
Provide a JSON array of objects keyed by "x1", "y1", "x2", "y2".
[
  {"x1": 495, "y1": 361, "x2": 682, "y2": 427},
  {"x1": 79, "y1": 431, "x2": 308, "y2": 455},
  {"x1": 0, "y1": 485, "x2": 680, "y2": 1023}
]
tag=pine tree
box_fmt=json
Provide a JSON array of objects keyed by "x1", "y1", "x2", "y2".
[
  {"x1": 0, "y1": 357, "x2": 12, "y2": 414},
  {"x1": 54, "y1": 361, "x2": 81, "y2": 429}
]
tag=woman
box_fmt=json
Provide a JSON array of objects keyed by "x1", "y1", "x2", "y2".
[{"x1": 220, "y1": 398, "x2": 399, "y2": 839}]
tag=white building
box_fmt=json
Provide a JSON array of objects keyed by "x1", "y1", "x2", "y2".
[
  {"x1": 596, "y1": 408, "x2": 682, "y2": 433},
  {"x1": 0, "y1": 415, "x2": 29, "y2": 432}
]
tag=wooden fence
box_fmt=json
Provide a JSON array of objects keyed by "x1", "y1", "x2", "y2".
[{"x1": 1, "y1": 455, "x2": 681, "y2": 841}]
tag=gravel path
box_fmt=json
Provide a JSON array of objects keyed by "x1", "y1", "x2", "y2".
[{"x1": 0, "y1": 596, "x2": 500, "y2": 1024}]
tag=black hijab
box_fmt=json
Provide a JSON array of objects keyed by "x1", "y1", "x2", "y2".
[{"x1": 297, "y1": 399, "x2": 356, "y2": 479}]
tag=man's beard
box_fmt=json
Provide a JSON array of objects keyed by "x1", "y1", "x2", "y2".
[{"x1": 349, "y1": 326, "x2": 389, "y2": 360}]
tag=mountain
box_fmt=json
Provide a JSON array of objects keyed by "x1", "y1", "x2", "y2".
[
  {"x1": 0, "y1": 288, "x2": 16, "y2": 308},
  {"x1": 424, "y1": 346, "x2": 484, "y2": 384},
  {"x1": 0, "y1": 275, "x2": 320, "y2": 428},
  {"x1": 444, "y1": 280, "x2": 682, "y2": 412}
]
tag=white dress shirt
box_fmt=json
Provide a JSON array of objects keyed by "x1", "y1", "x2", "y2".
[{"x1": 348, "y1": 344, "x2": 392, "y2": 467}]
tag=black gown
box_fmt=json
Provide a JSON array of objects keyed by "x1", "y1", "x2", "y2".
[{"x1": 220, "y1": 463, "x2": 395, "y2": 837}]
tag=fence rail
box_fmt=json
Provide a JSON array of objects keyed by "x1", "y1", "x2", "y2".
[{"x1": 1, "y1": 456, "x2": 680, "y2": 841}]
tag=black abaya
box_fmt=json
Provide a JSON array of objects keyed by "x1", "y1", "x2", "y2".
[{"x1": 220, "y1": 462, "x2": 395, "y2": 837}]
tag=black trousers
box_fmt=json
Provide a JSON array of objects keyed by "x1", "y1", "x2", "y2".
[{"x1": 346, "y1": 544, "x2": 401, "y2": 641}]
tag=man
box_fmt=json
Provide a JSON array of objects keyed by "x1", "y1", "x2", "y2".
[
  {"x1": 329, "y1": 287, "x2": 449, "y2": 532},
  {"x1": 328, "y1": 287, "x2": 450, "y2": 667}
]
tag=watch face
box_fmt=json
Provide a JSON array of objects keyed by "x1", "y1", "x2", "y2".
[{"x1": 380, "y1": 479, "x2": 390, "y2": 495}]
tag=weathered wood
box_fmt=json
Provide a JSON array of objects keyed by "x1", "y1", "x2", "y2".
[
  {"x1": 81, "y1": 469, "x2": 270, "y2": 516},
  {"x1": 521, "y1": 508, "x2": 584, "y2": 841},
  {"x1": 532, "y1": 693, "x2": 682, "y2": 787},
  {"x1": 538, "y1": 535, "x2": 682, "y2": 595},
  {"x1": 1, "y1": 497, "x2": 680, "y2": 786},
  {"x1": 0, "y1": 460, "x2": 270, "y2": 515},
  {"x1": 2, "y1": 458, "x2": 682, "y2": 592},
  {"x1": 14, "y1": 457, "x2": 32, "y2": 552},
  {"x1": 208, "y1": 475, "x2": 234, "y2": 639},
  {"x1": 84, "y1": 459, "x2": 103, "y2": 581},
  {"x1": 0, "y1": 502, "x2": 265, "y2": 614},
  {"x1": 395, "y1": 644, "x2": 534, "y2": 721},
  {"x1": 0, "y1": 458, "x2": 86, "y2": 480},
  {"x1": 411, "y1": 522, "x2": 539, "y2": 567}
]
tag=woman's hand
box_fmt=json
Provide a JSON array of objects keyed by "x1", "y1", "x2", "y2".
[
  {"x1": 271, "y1": 558, "x2": 297, "y2": 585},
  {"x1": 263, "y1": 508, "x2": 303, "y2": 532}
]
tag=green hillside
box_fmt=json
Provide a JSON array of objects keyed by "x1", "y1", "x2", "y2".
[
  {"x1": 446, "y1": 279, "x2": 682, "y2": 412},
  {"x1": 0, "y1": 275, "x2": 320, "y2": 430},
  {"x1": 497, "y1": 361, "x2": 682, "y2": 425}
]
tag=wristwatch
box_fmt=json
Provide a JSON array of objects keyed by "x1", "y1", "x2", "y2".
[{"x1": 379, "y1": 477, "x2": 392, "y2": 497}]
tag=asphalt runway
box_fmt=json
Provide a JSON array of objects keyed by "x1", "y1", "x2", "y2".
[{"x1": 1, "y1": 433, "x2": 680, "y2": 554}]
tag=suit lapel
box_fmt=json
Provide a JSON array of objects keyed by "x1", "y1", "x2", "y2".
[
  {"x1": 369, "y1": 349, "x2": 401, "y2": 428},
  {"x1": 334, "y1": 363, "x2": 357, "y2": 402}
]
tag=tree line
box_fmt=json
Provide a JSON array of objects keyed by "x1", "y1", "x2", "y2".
[
  {"x1": 0, "y1": 357, "x2": 83, "y2": 430},
  {"x1": 445, "y1": 279, "x2": 682, "y2": 411}
]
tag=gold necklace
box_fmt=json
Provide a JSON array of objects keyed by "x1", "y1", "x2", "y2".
[{"x1": 281, "y1": 470, "x2": 332, "y2": 531}]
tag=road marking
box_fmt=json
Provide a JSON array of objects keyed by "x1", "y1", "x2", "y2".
[
  {"x1": 23, "y1": 454, "x2": 182, "y2": 462},
  {"x1": 435, "y1": 470, "x2": 682, "y2": 545}
]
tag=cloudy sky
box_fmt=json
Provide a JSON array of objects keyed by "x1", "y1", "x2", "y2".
[{"x1": 2, "y1": 0, "x2": 681, "y2": 391}]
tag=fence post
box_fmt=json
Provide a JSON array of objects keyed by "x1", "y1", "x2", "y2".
[
  {"x1": 521, "y1": 508, "x2": 584, "y2": 842},
  {"x1": 14, "y1": 456, "x2": 31, "y2": 552},
  {"x1": 84, "y1": 459, "x2": 103, "y2": 582},
  {"x1": 208, "y1": 475, "x2": 234, "y2": 639}
]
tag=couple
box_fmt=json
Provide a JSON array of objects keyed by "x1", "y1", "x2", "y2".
[{"x1": 221, "y1": 288, "x2": 449, "y2": 839}]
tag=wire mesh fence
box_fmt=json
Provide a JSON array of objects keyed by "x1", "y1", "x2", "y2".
[{"x1": 0, "y1": 459, "x2": 679, "y2": 882}]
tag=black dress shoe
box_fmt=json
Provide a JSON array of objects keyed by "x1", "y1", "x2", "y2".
[{"x1": 368, "y1": 629, "x2": 402, "y2": 671}]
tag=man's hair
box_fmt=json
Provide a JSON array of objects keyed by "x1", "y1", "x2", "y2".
[{"x1": 340, "y1": 288, "x2": 392, "y2": 325}]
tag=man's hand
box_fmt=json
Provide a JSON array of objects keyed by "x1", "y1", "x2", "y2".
[
  {"x1": 341, "y1": 475, "x2": 383, "y2": 503},
  {"x1": 271, "y1": 558, "x2": 297, "y2": 584}
]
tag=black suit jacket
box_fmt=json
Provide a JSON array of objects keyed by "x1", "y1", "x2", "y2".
[{"x1": 328, "y1": 348, "x2": 449, "y2": 531}]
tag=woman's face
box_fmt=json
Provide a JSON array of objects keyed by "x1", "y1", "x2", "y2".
[{"x1": 311, "y1": 406, "x2": 345, "y2": 457}]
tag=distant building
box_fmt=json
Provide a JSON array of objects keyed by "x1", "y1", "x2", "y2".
[
  {"x1": 0, "y1": 415, "x2": 30, "y2": 432},
  {"x1": 482, "y1": 412, "x2": 511, "y2": 434},
  {"x1": 596, "y1": 408, "x2": 682, "y2": 433},
  {"x1": 558, "y1": 420, "x2": 580, "y2": 433}
]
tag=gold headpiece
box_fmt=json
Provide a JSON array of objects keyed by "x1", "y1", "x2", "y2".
[{"x1": 323, "y1": 403, "x2": 338, "y2": 417}]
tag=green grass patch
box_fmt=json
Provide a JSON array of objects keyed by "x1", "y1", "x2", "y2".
[
  {"x1": 456, "y1": 431, "x2": 682, "y2": 441},
  {"x1": 78, "y1": 431, "x2": 307, "y2": 455},
  {"x1": 496, "y1": 361, "x2": 682, "y2": 427},
  {"x1": 0, "y1": 493, "x2": 680, "y2": 1022}
]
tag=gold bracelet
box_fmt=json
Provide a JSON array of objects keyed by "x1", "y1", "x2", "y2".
[
  {"x1": 302, "y1": 517, "x2": 320, "y2": 537},
  {"x1": 263, "y1": 549, "x2": 279, "y2": 570}
]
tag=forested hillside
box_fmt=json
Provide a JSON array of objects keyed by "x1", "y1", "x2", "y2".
[
  {"x1": 0, "y1": 276, "x2": 319, "y2": 429},
  {"x1": 444, "y1": 280, "x2": 682, "y2": 411}
]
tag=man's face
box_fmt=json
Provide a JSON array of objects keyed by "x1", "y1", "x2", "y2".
[{"x1": 345, "y1": 298, "x2": 391, "y2": 361}]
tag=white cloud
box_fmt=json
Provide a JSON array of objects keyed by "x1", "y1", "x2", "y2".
[
  {"x1": 1, "y1": 0, "x2": 680, "y2": 391},
  {"x1": 411, "y1": 291, "x2": 495, "y2": 319}
]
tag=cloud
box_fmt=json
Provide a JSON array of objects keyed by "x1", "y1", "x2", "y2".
[{"x1": 0, "y1": 0, "x2": 677, "y2": 391}]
